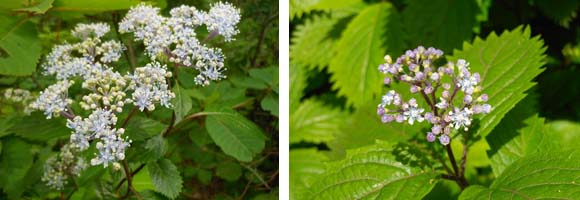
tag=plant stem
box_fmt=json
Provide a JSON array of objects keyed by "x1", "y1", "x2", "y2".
[{"x1": 446, "y1": 145, "x2": 468, "y2": 189}]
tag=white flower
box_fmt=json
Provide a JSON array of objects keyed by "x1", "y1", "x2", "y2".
[
  {"x1": 205, "y1": 2, "x2": 241, "y2": 41},
  {"x1": 449, "y1": 107, "x2": 473, "y2": 131},
  {"x1": 403, "y1": 98, "x2": 424, "y2": 125},
  {"x1": 97, "y1": 40, "x2": 125, "y2": 63},
  {"x1": 72, "y1": 23, "x2": 110, "y2": 39},
  {"x1": 30, "y1": 80, "x2": 74, "y2": 119},
  {"x1": 435, "y1": 97, "x2": 448, "y2": 109},
  {"x1": 126, "y1": 62, "x2": 175, "y2": 111}
]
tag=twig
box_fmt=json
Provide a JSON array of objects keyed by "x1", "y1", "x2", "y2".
[
  {"x1": 114, "y1": 164, "x2": 145, "y2": 192},
  {"x1": 250, "y1": 13, "x2": 278, "y2": 67},
  {"x1": 120, "y1": 107, "x2": 138, "y2": 129}
]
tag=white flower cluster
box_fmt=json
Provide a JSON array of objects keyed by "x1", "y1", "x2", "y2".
[
  {"x1": 29, "y1": 80, "x2": 74, "y2": 119},
  {"x1": 67, "y1": 109, "x2": 130, "y2": 168},
  {"x1": 126, "y1": 62, "x2": 175, "y2": 111},
  {"x1": 119, "y1": 2, "x2": 240, "y2": 86},
  {"x1": 377, "y1": 46, "x2": 492, "y2": 145},
  {"x1": 41, "y1": 144, "x2": 87, "y2": 190}
]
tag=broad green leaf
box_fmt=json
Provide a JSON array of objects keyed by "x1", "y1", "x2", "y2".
[
  {"x1": 0, "y1": 137, "x2": 33, "y2": 198},
  {"x1": 451, "y1": 138, "x2": 490, "y2": 168},
  {"x1": 189, "y1": 81, "x2": 247, "y2": 108},
  {"x1": 132, "y1": 167, "x2": 155, "y2": 192},
  {"x1": 172, "y1": 83, "x2": 192, "y2": 123},
  {"x1": 13, "y1": 0, "x2": 54, "y2": 14},
  {"x1": 402, "y1": 0, "x2": 480, "y2": 52},
  {"x1": 205, "y1": 108, "x2": 266, "y2": 162},
  {"x1": 9, "y1": 113, "x2": 69, "y2": 141},
  {"x1": 311, "y1": 0, "x2": 362, "y2": 11},
  {"x1": 303, "y1": 141, "x2": 438, "y2": 199},
  {"x1": 261, "y1": 92, "x2": 278, "y2": 117},
  {"x1": 459, "y1": 149, "x2": 580, "y2": 199},
  {"x1": 488, "y1": 114, "x2": 550, "y2": 176},
  {"x1": 0, "y1": 115, "x2": 17, "y2": 138},
  {"x1": 51, "y1": 0, "x2": 140, "y2": 13},
  {"x1": 196, "y1": 168, "x2": 213, "y2": 185},
  {"x1": 135, "y1": 134, "x2": 168, "y2": 163},
  {"x1": 328, "y1": 102, "x2": 423, "y2": 159},
  {"x1": 535, "y1": 0, "x2": 580, "y2": 28},
  {"x1": 249, "y1": 66, "x2": 278, "y2": 88},
  {"x1": 124, "y1": 116, "x2": 166, "y2": 141},
  {"x1": 329, "y1": 3, "x2": 405, "y2": 108},
  {"x1": 290, "y1": 12, "x2": 348, "y2": 70},
  {"x1": 290, "y1": 99, "x2": 346, "y2": 144},
  {"x1": 148, "y1": 158, "x2": 183, "y2": 199},
  {"x1": 140, "y1": 190, "x2": 170, "y2": 200},
  {"x1": 448, "y1": 26, "x2": 546, "y2": 138},
  {"x1": 215, "y1": 161, "x2": 242, "y2": 182},
  {"x1": 290, "y1": 149, "x2": 327, "y2": 200},
  {"x1": 0, "y1": 14, "x2": 41, "y2": 76}
]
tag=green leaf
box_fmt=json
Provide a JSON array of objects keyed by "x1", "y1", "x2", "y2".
[
  {"x1": 132, "y1": 167, "x2": 155, "y2": 192},
  {"x1": 302, "y1": 141, "x2": 438, "y2": 199},
  {"x1": 9, "y1": 113, "x2": 69, "y2": 141},
  {"x1": 249, "y1": 66, "x2": 278, "y2": 88},
  {"x1": 0, "y1": 115, "x2": 17, "y2": 138},
  {"x1": 135, "y1": 134, "x2": 168, "y2": 163},
  {"x1": 402, "y1": 0, "x2": 481, "y2": 52},
  {"x1": 290, "y1": 99, "x2": 346, "y2": 144},
  {"x1": 329, "y1": 3, "x2": 405, "y2": 108},
  {"x1": 0, "y1": 14, "x2": 41, "y2": 76},
  {"x1": 0, "y1": 137, "x2": 33, "y2": 198},
  {"x1": 311, "y1": 0, "x2": 363, "y2": 11},
  {"x1": 535, "y1": 0, "x2": 580, "y2": 28},
  {"x1": 459, "y1": 149, "x2": 580, "y2": 200},
  {"x1": 196, "y1": 168, "x2": 213, "y2": 185},
  {"x1": 448, "y1": 26, "x2": 546, "y2": 138},
  {"x1": 290, "y1": 64, "x2": 307, "y2": 112},
  {"x1": 205, "y1": 108, "x2": 266, "y2": 162},
  {"x1": 13, "y1": 0, "x2": 54, "y2": 14},
  {"x1": 290, "y1": 12, "x2": 347, "y2": 70},
  {"x1": 215, "y1": 161, "x2": 242, "y2": 182},
  {"x1": 124, "y1": 116, "x2": 166, "y2": 141},
  {"x1": 51, "y1": 0, "x2": 140, "y2": 13},
  {"x1": 261, "y1": 92, "x2": 278, "y2": 117},
  {"x1": 290, "y1": 149, "x2": 327, "y2": 200},
  {"x1": 328, "y1": 102, "x2": 423, "y2": 158},
  {"x1": 172, "y1": 83, "x2": 192, "y2": 123},
  {"x1": 148, "y1": 158, "x2": 183, "y2": 199},
  {"x1": 189, "y1": 81, "x2": 247, "y2": 108},
  {"x1": 140, "y1": 190, "x2": 170, "y2": 200},
  {"x1": 290, "y1": 0, "x2": 320, "y2": 20}
]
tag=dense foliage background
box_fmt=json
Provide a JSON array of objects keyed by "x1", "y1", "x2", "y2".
[
  {"x1": 0, "y1": 0, "x2": 278, "y2": 199},
  {"x1": 290, "y1": 0, "x2": 580, "y2": 199}
]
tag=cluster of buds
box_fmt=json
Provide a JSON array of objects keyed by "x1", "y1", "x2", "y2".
[
  {"x1": 125, "y1": 62, "x2": 175, "y2": 111},
  {"x1": 41, "y1": 144, "x2": 87, "y2": 190},
  {"x1": 377, "y1": 46, "x2": 492, "y2": 145},
  {"x1": 2, "y1": 88, "x2": 35, "y2": 114},
  {"x1": 119, "y1": 2, "x2": 241, "y2": 86}
]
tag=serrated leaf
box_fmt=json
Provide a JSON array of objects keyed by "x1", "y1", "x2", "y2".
[
  {"x1": 132, "y1": 167, "x2": 155, "y2": 192},
  {"x1": 189, "y1": 81, "x2": 247, "y2": 108},
  {"x1": 290, "y1": 13, "x2": 348, "y2": 70},
  {"x1": 135, "y1": 134, "x2": 168, "y2": 163},
  {"x1": 328, "y1": 102, "x2": 423, "y2": 158},
  {"x1": 215, "y1": 161, "x2": 242, "y2": 182},
  {"x1": 205, "y1": 108, "x2": 266, "y2": 162},
  {"x1": 125, "y1": 116, "x2": 166, "y2": 141},
  {"x1": 459, "y1": 149, "x2": 580, "y2": 200},
  {"x1": 311, "y1": 0, "x2": 362, "y2": 11},
  {"x1": 402, "y1": 0, "x2": 481, "y2": 52},
  {"x1": 0, "y1": 137, "x2": 33, "y2": 198},
  {"x1": 535, "y1": 0, "x2": 580, "y2": 28},
  {"x1": 302, "y1": 141, "x2": 438, "y2": 199},
  {"x1": 0, "y1": 14, "x2": 41, "y2": 76},
  {"x1": 13, "y1": 0, "x2": 54, "y2": 14},
  {"x1": 290, "y1": 0, "x2": 320, "y2": 20},
  {"x1": 329, "y1": 3, "x2": 405, "y2": 108},
  {"x1": 290, "y1": 99, "x2": 346, "y2": 144},
  {"x1": 249, "y1": 66, "x2": 278, "y2": 88},
  {"x1": 172, "y1": 83, "x2": 192, "y2": 123},
  {"x1": 290, "y1": 149, "x2": 327, "y2": 200},
  {"x1": 148, "y1": 158, "x2": 183, "y2": 199},
  {"x1": 448, "y1": 26, "x2": 546, "y2": 138}
]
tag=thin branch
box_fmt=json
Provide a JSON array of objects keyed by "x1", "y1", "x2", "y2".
[{"x1": 120, "y1": 107, "x2": 138, "y2": 129}]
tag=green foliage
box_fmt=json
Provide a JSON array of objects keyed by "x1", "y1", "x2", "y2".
[
  {"x1": 534, "y1": 0, "x2": 580, "y2": 28},
  {"x1": 205, "y1": 108, "x2": 266, "y2": 162},
  {"x1": 448, "y1": 26, "x2": 546, "y2": 138},
  {"x1": 0, "y1": 14, "x2": 41, "y2": 76},
  {"x1": 148, "y1": 158, "x2": 183, "y2": 199},
  {"x1": 13, "y1": 0, "x2": 54, "y2": 14},
  {"x1": 290, "y1": 99, "x2": 346, "y2": 144},
  {"x1": 172, "y1": 83, "x2": 192, "y2": 123},
  {"x1": 329, "y1": 3, "x2": 405, "y2": 108},
  {"x1": 289, "y1": 149, "x2": 327, "y2": 200},
  {"x1": 0, "y1": 137, "x2": 33, "y2": 198},
  {"x1": 459, "y1": 149, "x2": 580, "y2": 199},
  {"x1": 402, "y1": 0, "x2": 481, "y2": 52},
  {"x1": 303, "y1": 141, "x2": 438, "y2": 199}
]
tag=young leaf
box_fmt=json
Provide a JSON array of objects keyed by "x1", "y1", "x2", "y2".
[
  {"x1": 261, "y1": 93, "x2": 278, "y2": 117},
  {"x1": 290, "y1": 149, "x2": 327, "y2": 200},
  {"x1": 302, "y1": 141, "x2": 438, "y2": 199},
  {"x1": 148, "y1": 158, "x2": 183, "y2": 199},
  {"x1": 447, "y1": 26, "x2": 546, "y2": 138},
  {"x1": 0, "y1": 14, "x2": 41, "y2": 76},
  {"x1": 290, "y1": 64, "x2": 307, "y2": 112},
  {"x1": 205, "y1": 108, "x2": 266, "y2": 162},
  {"x1": 290, "y1": 99, "x2": 346, "y2": 144},
  {"x1": 329, "y1": 2, "x2": 405, "y2": 108},
  {"x1": 459, "y1": 149, "x2": 580, "y2": 199},
  {"x1": 172, "y1": 83, "x2": 192, "y2": 123},
  {"x1": 402, "y1": 0, "x2": 481, "y2": 52}
]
